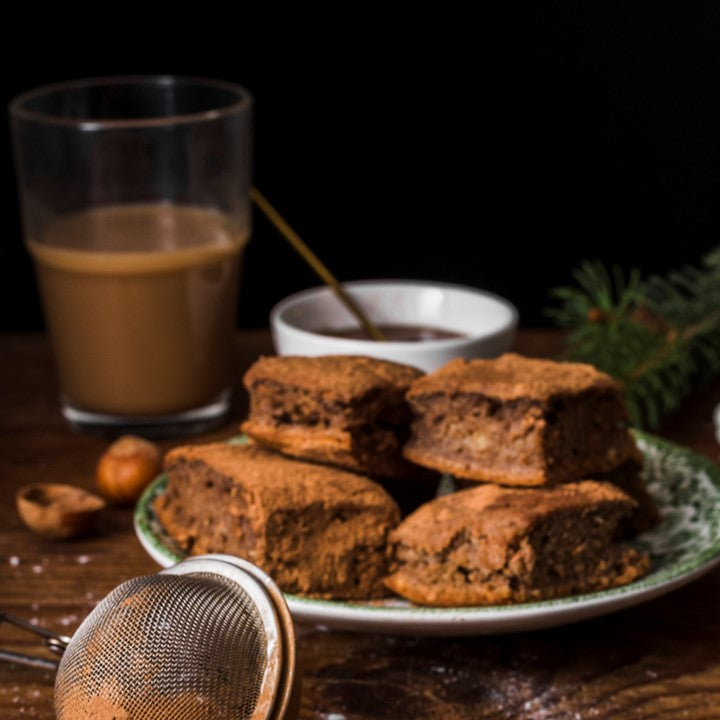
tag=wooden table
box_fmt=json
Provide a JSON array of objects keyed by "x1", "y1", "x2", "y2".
[{"x1": 1, "y1": 330, "x2": 719, "y2": 719}]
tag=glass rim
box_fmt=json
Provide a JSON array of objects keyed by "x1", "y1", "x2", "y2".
[{"x1": 9, "y1": 75, "x2": 253, "y2": 129}]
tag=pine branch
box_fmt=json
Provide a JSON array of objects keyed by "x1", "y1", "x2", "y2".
[{"x1": 546, "y1": 248, "x2": 720, "y2": 428}]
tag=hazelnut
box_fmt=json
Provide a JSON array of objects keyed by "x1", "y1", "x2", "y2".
[
  {"x1": 95, "y1": 435, "x2": 163, "y2": 505},
  {"x1": 16, "y1": 483, "x2": 106, "y2": 539}
]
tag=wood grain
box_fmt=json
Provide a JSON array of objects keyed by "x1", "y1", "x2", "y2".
[{"x1": 0, "y1": 331, "x2": 718, "y2": 720}]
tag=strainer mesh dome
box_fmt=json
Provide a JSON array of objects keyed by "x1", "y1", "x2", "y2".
[{"x1": 54, "y1": 572, "x2": 268, "y2": 720}]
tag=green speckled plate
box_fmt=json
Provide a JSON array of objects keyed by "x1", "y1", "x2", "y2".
[{"x1": 134, "y1": 432, "x2": 720, "y2": 635}]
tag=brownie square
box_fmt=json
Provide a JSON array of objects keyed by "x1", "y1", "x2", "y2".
[
  {"x1": 384, "y1": 480, "x2": 650, "y2": 606},
  {"x1": 241, "y1": 354, "x2": 431, "y2": 481},
  {"x1": 402, "y1": 353, "x2": 637, "y2": 486},
  {"x1": 154, "y1": 442, "x2": 401, "y2": 600}
]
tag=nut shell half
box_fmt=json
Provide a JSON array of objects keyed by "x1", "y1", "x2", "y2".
[{"x1": 16, "y1": 483, "x2": 107, "y2": 539}]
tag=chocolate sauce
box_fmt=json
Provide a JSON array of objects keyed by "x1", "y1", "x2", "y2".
[{"x1": 319, "y1": 324, "x2": 465, "y2": 342}]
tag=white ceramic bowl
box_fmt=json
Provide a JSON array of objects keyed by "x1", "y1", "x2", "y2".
[{"x1": 270, "y1": 280, "x2": 519, "y2": 372}]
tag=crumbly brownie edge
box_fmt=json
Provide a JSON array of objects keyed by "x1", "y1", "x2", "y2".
[
  {"x1": 402, "y1": 392, "x2": 550, "y2": 485},
  {"x1": 153, "y1": 458, "x2": 266, "y2": 567},
  {"x1": 263, "y1": 499, "x2": 400, "y2": 599},
  {"x1": 539, "y1": 388, "x2": 637, "y2": 482}
]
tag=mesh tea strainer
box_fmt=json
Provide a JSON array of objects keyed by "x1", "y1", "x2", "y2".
[{"x1": 1, "y1": 554, "x2": 297, "y2": 720}]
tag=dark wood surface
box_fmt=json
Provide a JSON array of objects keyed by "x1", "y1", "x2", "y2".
[{"x1": 1, "y1": 330, "x2": 719, "y2": 719}]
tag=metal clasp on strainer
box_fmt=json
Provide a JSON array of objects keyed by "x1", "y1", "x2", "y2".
[{"x1": 2, "y1": 554, "x2": 298, "y2": 720}]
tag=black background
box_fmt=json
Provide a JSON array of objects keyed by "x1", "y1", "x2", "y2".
[{"x1": 3, "y1": 3, "x2": 718, "y2": 330}]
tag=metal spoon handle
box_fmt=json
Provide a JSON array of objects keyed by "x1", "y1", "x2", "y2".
[{"x1": 251, "y1": 187, "x2": 386, "y2": 341}]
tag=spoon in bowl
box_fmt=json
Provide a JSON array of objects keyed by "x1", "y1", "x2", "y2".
[{"x1": 251, "y1": 188, "x2": 386, "y2": 341}]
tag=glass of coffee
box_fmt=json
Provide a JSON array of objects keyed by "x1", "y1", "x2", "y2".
[{"x1": 10, "y1": 76, "x2": 252, "y2": 435}]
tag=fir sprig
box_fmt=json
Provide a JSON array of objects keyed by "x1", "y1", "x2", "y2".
[{"x1": 547, "y1": 248, "x2": 720, "y2": 428}]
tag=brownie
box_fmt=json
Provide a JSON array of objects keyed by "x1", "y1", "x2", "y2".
[
  {"x1": 241, "y1": 355, "x2": 432, "y2": 481},
  {"x1": 402, "y1": 353, "x2": 637, "y2": 486},
  {"x1": 154, "y1": 442, "x2": 401, "y2": 600},
  {"x1": 384, "y1": 480, "x2": 650, "y2": 606}
]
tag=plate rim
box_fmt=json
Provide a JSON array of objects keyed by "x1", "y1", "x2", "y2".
[{"x1": 133, "y1": 430, "x2": 720, "y2": 634}]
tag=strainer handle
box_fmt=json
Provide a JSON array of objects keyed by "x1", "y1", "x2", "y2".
[
  {"x1": 0, "y1": 610, "x2": 70, "y2": 670},
  {"x1": 0, "y1": 648, "x2": 59, "y2": 670}
]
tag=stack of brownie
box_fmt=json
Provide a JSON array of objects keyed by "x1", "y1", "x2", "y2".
[
  {"x1": 154, "y1": 355, "x2": 431, "y2": 601},
  {"x1": 154, "y1": 352, "x2": 656, "y2": 607},
  {"x1": 386, "y1": 353, "x2": 656, "y2": 606}
]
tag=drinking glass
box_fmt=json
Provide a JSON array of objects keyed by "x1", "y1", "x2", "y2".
[{"x1": 10, "y1": 76, "x2": 253, "y2": 435}]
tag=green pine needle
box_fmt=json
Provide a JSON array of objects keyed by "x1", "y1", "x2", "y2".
[{"x1": 546, "y1": 247, "x2": 720, "y2": 428}]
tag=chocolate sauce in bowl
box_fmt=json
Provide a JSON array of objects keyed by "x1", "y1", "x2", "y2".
[{"x1": 318, "y1": 324, "x2": 466, "y2": 342}]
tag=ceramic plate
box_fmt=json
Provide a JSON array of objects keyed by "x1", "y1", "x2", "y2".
[{"x1": 134, "y1": 432, "x2": 720, "y2": 635}]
